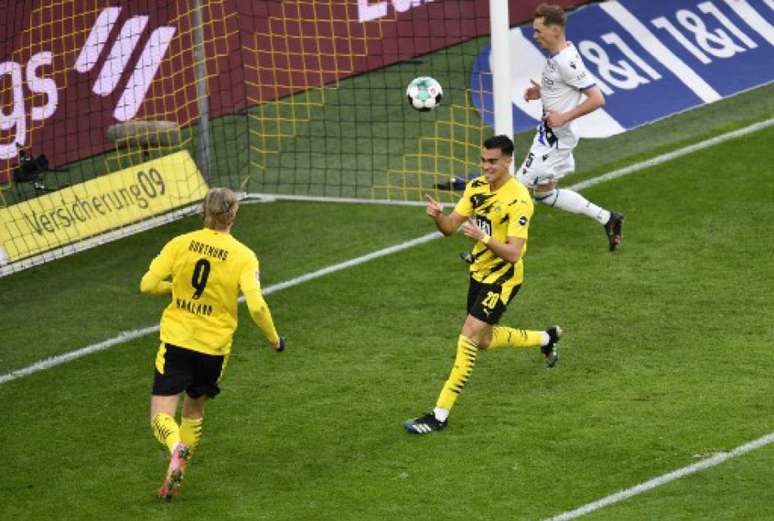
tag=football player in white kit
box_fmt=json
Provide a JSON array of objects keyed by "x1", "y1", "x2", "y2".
[{"x1": 519, "y1": 3, "x2": 624, "y2": 251}]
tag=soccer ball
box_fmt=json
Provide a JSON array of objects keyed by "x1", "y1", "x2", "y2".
[{"x1": 406, "y1": 76, "x2": 443, "y2": 111}]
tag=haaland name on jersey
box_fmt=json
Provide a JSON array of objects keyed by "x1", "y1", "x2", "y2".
[{"x1": 175, "y1": 298, "x2": 214, "y2": 317}]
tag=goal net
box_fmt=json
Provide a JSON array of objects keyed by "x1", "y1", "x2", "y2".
[
  {"x1": 0, "y1": 1, "x2": 586, "y2": 274},
  {"x1": 240, "y1": 0, "x2": 495, "y2": 203}
]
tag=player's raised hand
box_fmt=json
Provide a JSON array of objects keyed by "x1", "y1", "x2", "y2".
[
  {"x1": 425, "y1": 193, "x2": 443, "y2": 218},
  {"x1": 462, "y1": 217, "x2": 485, "y2": 241},
  {"x1": 524, "y1": 79, "x2": 541, "y2": 101}
]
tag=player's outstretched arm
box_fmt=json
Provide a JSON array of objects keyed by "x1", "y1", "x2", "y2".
[
  {"x1": 240, "y1": 259, "x2": 284, "y2": 352},
  {"x1": 244, "y1": 289, "x2": 283, "y2": 352},
  {"x1": 139, "y1": 270, "x2": 172, "y2": 295},
  {"x1": 425, "y1": 194, "x2": 466, "y2": 236}
]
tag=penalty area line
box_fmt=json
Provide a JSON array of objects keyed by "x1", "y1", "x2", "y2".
[
  {"x1": 1, "y1": 117, "x2": 772, "y2": 386},
  {"x1": 0, "y1": 232, "x2": 442, "y2": 385},
  {"x1": 542, "y1": 431, "x2": 774, "y2": 521}
]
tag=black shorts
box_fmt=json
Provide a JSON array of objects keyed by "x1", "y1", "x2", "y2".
[
  {"x1": 467, "y1": 277, "x2": 521, "y2": 325},
  {"x1": 152, "y1": 343, "x2": 227, "y2": 399}
]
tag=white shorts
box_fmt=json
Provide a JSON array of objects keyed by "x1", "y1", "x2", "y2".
[{"x1": 516, "y1": 138, "x2": 576, "y2": 188}]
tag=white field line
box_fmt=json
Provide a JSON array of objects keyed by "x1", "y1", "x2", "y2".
[
  {"x1": 0, "y1": 203, "x2": 203, "y2": 278},
  {"x1": 1, "y1": 117, "x2": 772, "y2": 387},
  {"x1": 571, "y1": 118, "x2": 774, "y2": 191},
  {"x1": 543, "y1": 432, "x2": 774, "y2": 521},
  {"x1": 0, "y1": 326, "x2": 163, "y2": 385},
  {"x1": 242, "y1": 193, "x2": 428, "y2": 207},
  {"x1": 0, "y1": 232, "x2": 441, "y2": 385}
]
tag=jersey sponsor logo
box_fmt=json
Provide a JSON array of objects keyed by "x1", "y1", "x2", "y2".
[
  {"x1": 188, "y1": 240, "x2": 229, "y2": 261},
  {"x1": 0, "y1": 150, "x2": 208, "y2": 264},
  {"x1": 475, "y1": 215, "x2": 493, "y2": 236},
  {"x1": 471, "y1": 0, "x2": 774, "y2": 138}
]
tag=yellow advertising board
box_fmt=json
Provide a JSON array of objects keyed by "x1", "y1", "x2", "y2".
[{"x1": 0, "y1": 150, "x2": 208, "y2": 264}]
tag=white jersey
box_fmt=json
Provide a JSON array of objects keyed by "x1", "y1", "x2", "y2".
[{"x1": 538, "y1": 42, "x2": 595, "y2": 149}]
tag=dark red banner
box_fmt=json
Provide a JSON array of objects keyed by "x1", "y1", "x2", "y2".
[{"x1": 0, "y1": 0, "x2": 589, "y2": 185}]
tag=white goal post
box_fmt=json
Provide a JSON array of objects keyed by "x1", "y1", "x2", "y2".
[{"x1": 489, "y1": 0, "x2": 514, "y2": 142}]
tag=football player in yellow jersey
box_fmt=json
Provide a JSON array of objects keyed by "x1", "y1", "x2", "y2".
[
  {"x1": 140, "y1": 187, "x2": 284, "y2": 498},
  {"x1": 404, "y1": 135, "x2": 561, "y2": 434}
]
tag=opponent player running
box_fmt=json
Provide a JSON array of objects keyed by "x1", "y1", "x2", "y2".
[
  {"x1": 520, "y1": 3, "x2": 624, "y2": 251},
  {"x1": 140, "y1": 187, "x2": 284, "y2": 499},
  {"x1": 404, "y1": 135, "x2": 561, "y2": 435}
]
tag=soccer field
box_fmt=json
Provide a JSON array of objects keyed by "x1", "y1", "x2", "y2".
[{"x1": 2, "y1": 107, "x2": 774, "y2": 519}]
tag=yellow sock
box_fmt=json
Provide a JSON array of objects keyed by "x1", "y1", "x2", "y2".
[
  {"x1": 180, "y1": 416, "x2": 204, "y2": 453},
  {"x1": 484, "y1": 326, "x2": 543, "y2": 351},
  {"x1": 151, "y1": 413, "x2": 181, "y2": 453},
  {"x1": 436, "y1": 335, "x2": 478, "y2": 411}
]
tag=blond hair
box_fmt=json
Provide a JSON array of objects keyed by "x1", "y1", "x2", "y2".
[
  {"x1": 203, "y1": 187, "x2": 239, "y2": 229},
  {"x1": 536, "y1": 3, "x2": 566, "y2": 27}
]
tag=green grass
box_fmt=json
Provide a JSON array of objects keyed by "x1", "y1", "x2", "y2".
[
  {"x1": 2, "y1": 124, "x2": 773, "y2": 520},
  {"x1": 0, "y1": 202, "x2": 430, "y2": 371},
  {"x1": 585, "y1": 444, "x2": 774, "y2": 521}
]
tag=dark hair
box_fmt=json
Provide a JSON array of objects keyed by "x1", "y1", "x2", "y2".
[
  {"x1": 483, "y1": 135, "x2": 514, "y2": 156},
  {"x1": 535, "y1": 3, "x2": 566, "y2": 27}
]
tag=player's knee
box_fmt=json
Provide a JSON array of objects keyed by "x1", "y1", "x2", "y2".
[
  {"x1": 478, "y1": 331, "x2": 493, "y2": 350},
  {"x1": 461, "y1": 324, "x2": 478, "y2": 343},
  {"x1": 461, "y1": 319, "x2": 490, "y2": 348},
  {"x1": 534, "y1": 188, "x2": 558, "y2": 206}
]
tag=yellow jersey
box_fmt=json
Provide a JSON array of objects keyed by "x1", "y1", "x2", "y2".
[
  {"x1": 453, "y1": 176, "x2": 534, "y2": 286},
  {"x1": 146, "y1": 228, "x2": 264, "y2": 356}
]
